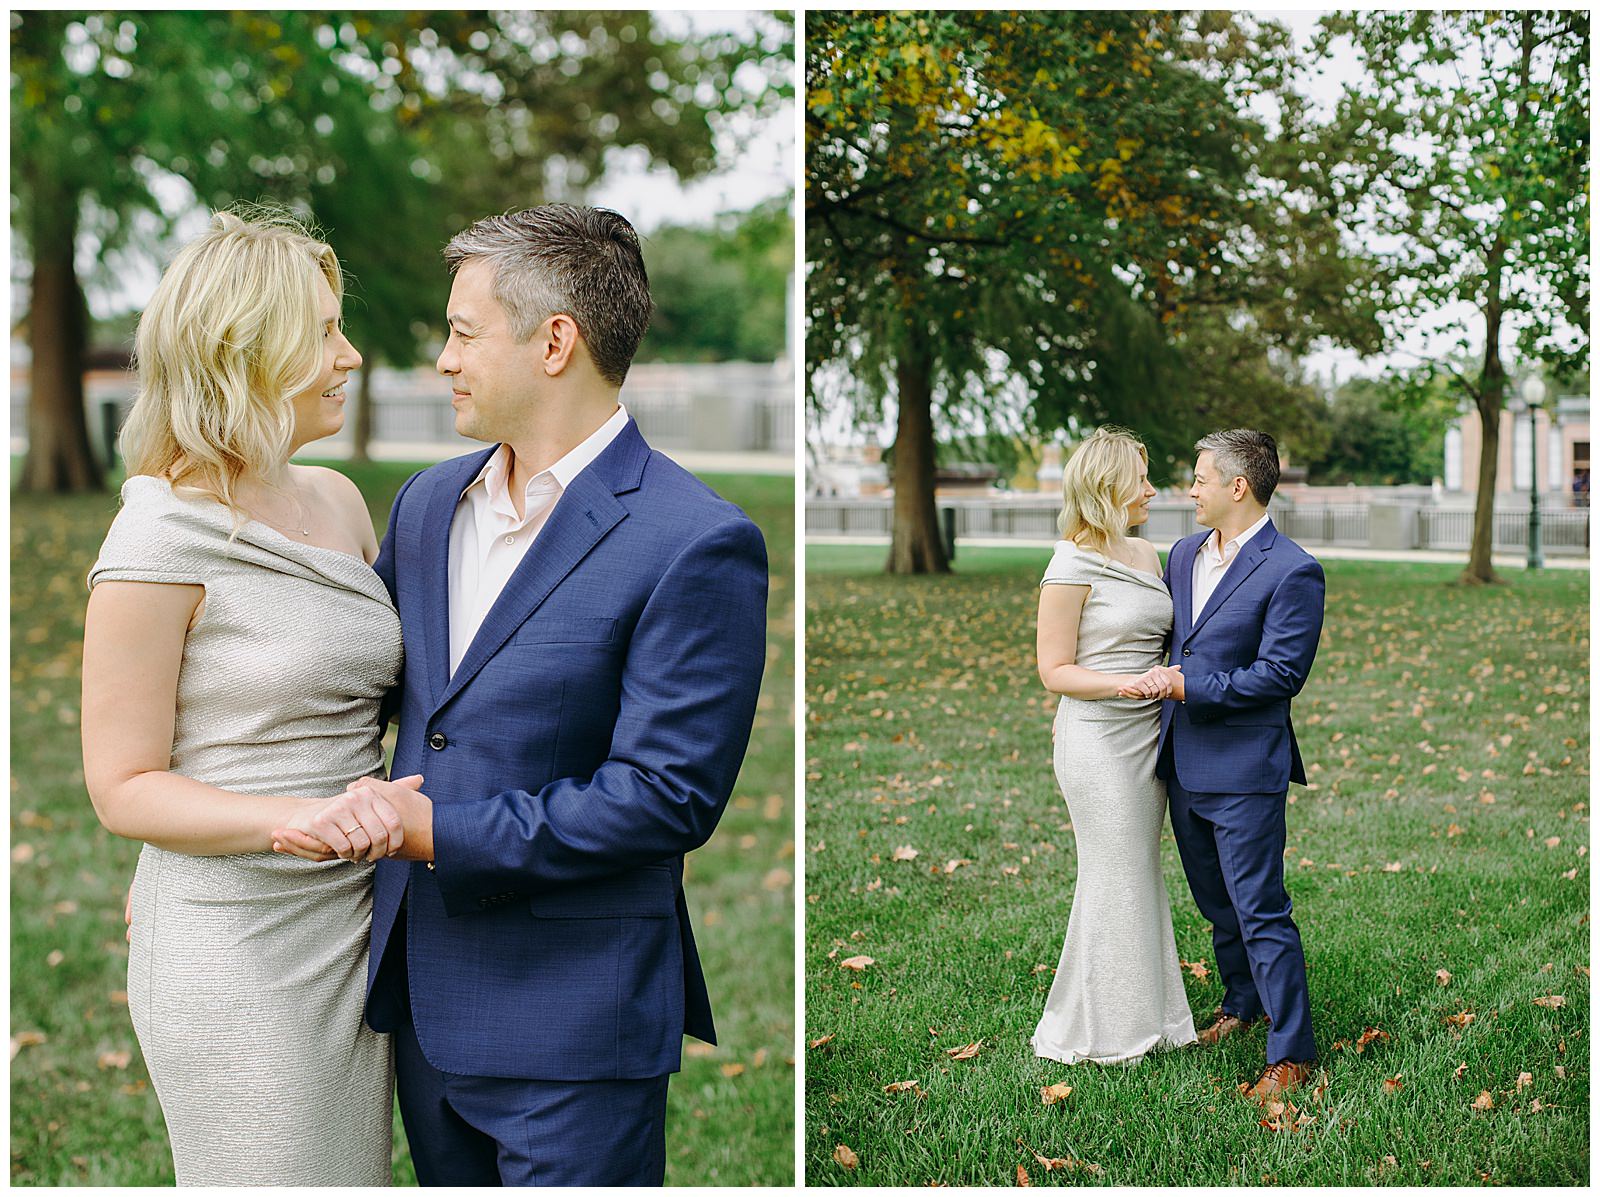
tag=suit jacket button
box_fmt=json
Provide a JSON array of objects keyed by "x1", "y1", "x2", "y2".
[
  {"x1": 1182, "y1": 648, "x2": 1192, "y2": 657},
  {"x1": 428, "y1": 732, "x2": 447, "y2": 750}
]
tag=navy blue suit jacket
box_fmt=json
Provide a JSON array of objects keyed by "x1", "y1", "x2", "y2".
[
  {"x1": 1156, "y1": 520, "x2": 1325, "y2": 795},
  {"x1": 363, "y1": 419, "x2": 767, "y2": 1081}
]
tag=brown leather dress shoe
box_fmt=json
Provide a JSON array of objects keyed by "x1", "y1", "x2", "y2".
[
  {"x1": 1245, "y1": 1060, "x2": 1313, "y2": 1101},
  {"x1": 1196, "y1": 1009, "x2": 1260, "y2": 1046}
]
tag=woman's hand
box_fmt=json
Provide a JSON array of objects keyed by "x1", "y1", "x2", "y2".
[
  {"x1": 271, "y1": 787, "x2": 406, "y2": 863},
  {"x1": 1119, "y1": 664, "x2": 1181, "y2": 700}
]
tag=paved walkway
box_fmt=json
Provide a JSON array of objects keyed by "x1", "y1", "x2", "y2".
[{"x1": 806, "y1": 534, "x2": 1589, "y2": 571}]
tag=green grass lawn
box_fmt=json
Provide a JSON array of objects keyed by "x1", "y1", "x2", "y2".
[
  {"x1": 804, "y1": 544, "x2": 1588, "y2": 1186},
  {"x1": 10, "y1": 462, "x2": 795, "y2": 1187}
]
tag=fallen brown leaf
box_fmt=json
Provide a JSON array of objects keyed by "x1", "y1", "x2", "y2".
[
  {"x1": 97, "y1": 1050, "x2": 131, "y2": 1070},
  {"x1": 1454, "y1": 1062, "x2": 1468, "y2": 1080},
  {"x1": 1180, "y1": 959, "x2": 1211, "y2": 981},
  {"x1": 883, "y1": 1080, "x2": 920, "y2": 1094},
  {"x1": 1444, "y1": 1010, "x2": 1475, "y2": 1029},
  {"x1": 942, "y1": 858, "x2": 971, "y2": 874},
  {"x1": 1472, "y1": 1091, "x2": 1494, "y2": 1111},
  {"x1": 9, "y1": 1031, "x2": 46, "y2": 1060},
  {"x1": 1436, "y1": 969, "x2": 1452, "y2": 986},
  {"x1": 1354, "y1": 1027, "x2": 1390, "y2": 1053},
  {"x1": 809, "y1": 1033, "x2": 836, "y2": 1049},
  {"x1": 1016, "y1": 1164, "x2": 1031, "y2": 1187},
  {"x1": 945, "y1": 1040, "x2": 982, "y2": 1061},
  {"x1": 839, "y1": 955, "x2": 874, "y2": 971},
  {"x1": 1382, "y1": 1075, "x2": 1403, "y2": 1094},
  {"x1": 1516, "y1": 1071, "x2": 1533, "y2": 1092},
  {"x1": 720, "y1": 1062, "x2": 745, "y2": 1078},
  {"x1": 1039, "y1": 1082, "x2": 1072, "y2": 1105},
  {"x1": 1533, "y1": 994, "x2": 1566, "y2": 1009},
  {"x1": 833, "y1": 1144, "x2": 859, "y2": 1170},
  {"x1": 891, "y1": 845, "x2": 919, "y2": 862}
]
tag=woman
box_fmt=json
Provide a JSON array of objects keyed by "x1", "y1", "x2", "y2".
[
  {"x1": 82, "y1": 210, "x2": 406, "y2": 1184},
  {"x1": 1030, "y1": 426, "x2": 1198, "y2": 1066}
]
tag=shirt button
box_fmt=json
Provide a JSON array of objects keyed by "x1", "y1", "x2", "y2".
[{"x1": 504, "y1": 535, "x2": 516, "y2": 545}]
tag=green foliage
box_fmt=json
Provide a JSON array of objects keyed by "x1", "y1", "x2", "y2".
[
  {"x1": 1301, "y1": 372, "x2": 1458, "y2": 486},
  {"x1": 1309, "y1": 11, "x2": 1590, "y2": 378},
  {"x1": 10, "y1": 467, "x2": 794, "y2": 1186},
  {"x1": 804, "y1": 546, "x2": 1589, "y2": 1185},
  {"x1": 11, "y1": 10, "x2": 795, "y2": 368},
  {"x1": 640, "y1": 198, "x2": 794, "y2": 362},
  {"x1": 806, "y1": 11, "x2": 1383, "y2": 475}
]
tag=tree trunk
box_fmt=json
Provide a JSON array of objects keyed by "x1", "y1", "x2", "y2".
[
  {"x1": 1463, "y1": 235, "x2": 1507, "y2": 584},
  {"x1": 19, "y1": 181, "x2": 102, "y2": 493},
  {"x1": 351, "y1": 360, "x2": 374, "y2": 464},
  {"x1": 886, "y1": 327, "x2": 949, "y2": 574}
]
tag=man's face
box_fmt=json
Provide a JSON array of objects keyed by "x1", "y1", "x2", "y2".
[
  {"x1": 436, "y1": 258, "x2": 548, "y2": 443},
  {"x1": 1188, "y1": 450, "x2": 1238, "y2": 530}
]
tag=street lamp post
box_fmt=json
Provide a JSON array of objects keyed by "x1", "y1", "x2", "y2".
[{"x1": 1523, "y1": 375, "x2": 1546, "y2": 570}]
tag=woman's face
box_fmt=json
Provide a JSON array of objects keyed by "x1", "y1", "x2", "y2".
[
  {"x1": 287, "y1": 272, "x2": 362, "y2": 452},
  {"x1": 1126, "y1": 456, "x2": 1157, "y2": 527}
]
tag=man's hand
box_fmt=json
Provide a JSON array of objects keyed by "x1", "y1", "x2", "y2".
[
  {"x1": 343, "y1": 774, "x2": 434, "y2": 862},
  {"x1": 270, "y1": 777, "x2": 420, "y2": 863},
  {"x1": 1118, "y1": 664, "x2": 1183, "y2": 700}
]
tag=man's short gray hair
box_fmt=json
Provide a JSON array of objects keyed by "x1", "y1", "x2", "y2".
[
  {"x1": 444, "y1": 204, "x2": 651, "y2": 386},
  {"x1": 1195, "y1": 428, "x2": 1280, "y2": 506}
]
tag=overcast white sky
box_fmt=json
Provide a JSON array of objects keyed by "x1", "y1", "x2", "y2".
[{"x1": 589, "y1": 10, "x2": 793, "y2": 232}]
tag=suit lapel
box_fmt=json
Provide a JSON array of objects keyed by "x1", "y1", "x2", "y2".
[
  {"x1": 1187, "y1": 519, "x2": 1277, "y2": 641},
  {"x1": 431, "y1": 420, "x2": 649, "y2": 715},
  {"x1": 1171, "y1": 536, "x2": 1197, "y2": 641},
  {"x1": 419, "y1": 447, "x2": 497, "y2": 709}
]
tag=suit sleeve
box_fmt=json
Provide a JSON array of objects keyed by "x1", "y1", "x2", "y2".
[
  {"x1": 1182, "y1": 556, "x2": 1325, "y2": 723},
  {"x1": 373, "y1": 470, "x2": 422, "y2": 731},
  {"x1": 429, "y1": 515, "x2": 768, "y2": 913}
]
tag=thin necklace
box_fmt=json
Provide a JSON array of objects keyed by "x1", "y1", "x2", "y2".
[{"x1": 254, "y1": 480, "x2": 312, "y2": 537}]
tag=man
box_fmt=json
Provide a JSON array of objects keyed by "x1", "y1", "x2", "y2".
[
  {"x1": 283, "y1": 205, "x2": 767, "y2": 1184},
  {"x1": 1130, "y1": 429, "x2": 1324, "y2": 1100}
]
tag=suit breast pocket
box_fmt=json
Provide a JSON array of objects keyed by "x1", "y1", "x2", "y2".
[{"x1": 512, "y1": 616, "x2": 618, "y2": 646}]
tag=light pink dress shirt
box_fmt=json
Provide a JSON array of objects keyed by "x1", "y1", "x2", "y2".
[
  {"x1": 1190, "y1": 511, "x2": 1270, "y2": 618},
  {"x1": 446, "y1": 405, "x2": 628, "y2": 675}
]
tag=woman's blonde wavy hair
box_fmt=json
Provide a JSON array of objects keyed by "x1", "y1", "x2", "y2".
[
  {"x1": 120, "y1": 206, "x2": 343, "y2": 519},
  {"x1": 1057, "y1": 425, "x2": 1148, "y2": 552}
]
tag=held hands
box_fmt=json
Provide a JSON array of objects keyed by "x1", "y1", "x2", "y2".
[
  {"x1": 271, "y1": 775, "x2": 426, "y2": 863},
  {"x1": 1118, "y1": 664, "x2": 1182, "y2": 701}
]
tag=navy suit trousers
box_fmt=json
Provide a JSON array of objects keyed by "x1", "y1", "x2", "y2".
[{"x1": 1166, "y1": 774, "x2": 1318, "y2": 1064}]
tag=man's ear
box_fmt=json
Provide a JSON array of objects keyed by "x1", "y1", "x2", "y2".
[{"x1": 542, "y1": 313, "x2": 582, "y2": 376}]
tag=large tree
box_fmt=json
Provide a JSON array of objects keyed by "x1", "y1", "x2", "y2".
[
  {"x1": 1309, "y1": 10, "x2": 1589, "y2": 582},
  {"x1": 807, "y1": 11, "x2": 1381, "y2": 573},
  {"x1": 11, "y1": 10, "x2": 792, "y2": 488}
]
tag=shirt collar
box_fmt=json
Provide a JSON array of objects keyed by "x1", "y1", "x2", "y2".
[
  {"x1": 1205, "y1": 510, "x2": 1271, "y2": 561},
  {"x1": 461, "y1": 404, "x2": 628, "y2": 501}
]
